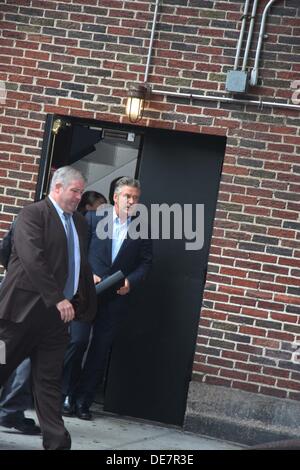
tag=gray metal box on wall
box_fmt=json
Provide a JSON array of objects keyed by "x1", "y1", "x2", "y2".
[{"x1": 225, "y1": 70, "x2": 248, "y2": 93}]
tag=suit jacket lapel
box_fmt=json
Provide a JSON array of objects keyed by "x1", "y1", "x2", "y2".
[
  {"x1": 111, "y1": 215, "x2": 135, "y2": 266},
  {"x1": 45, "y1": 197, "x2": 68, "y2": 263},
  {"x1": 99, "y1": 209, "x2": 113, "y2": 266},
  {"x1": 73, "y1": 212, "x2": 84, "y2": 263}
]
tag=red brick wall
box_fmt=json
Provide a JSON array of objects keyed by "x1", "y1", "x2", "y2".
[{"x1": 0, "y1": 0, "x2": 300, "y2": 400}]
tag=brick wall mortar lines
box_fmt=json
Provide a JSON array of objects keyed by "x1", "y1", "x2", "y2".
[{"x1": 0, "y1": 0, "x2": 299, "y2": 400}]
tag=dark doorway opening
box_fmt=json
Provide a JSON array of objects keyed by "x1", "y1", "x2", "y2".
[
  {"x1": 36, "y1": 115, "x2": 142, "y2": 201},
  {"x1": 37, "y1": 114, "x2": 226, "y2": 426}
]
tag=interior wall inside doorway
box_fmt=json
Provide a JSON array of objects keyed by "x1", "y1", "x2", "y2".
[{"x1": 52, "y1": 121, "x2": 141, "y2": 202}]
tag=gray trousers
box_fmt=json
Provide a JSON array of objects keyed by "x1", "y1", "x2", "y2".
[{"x1": 0, "y1": 358, "x2": 32, "y2": 421}]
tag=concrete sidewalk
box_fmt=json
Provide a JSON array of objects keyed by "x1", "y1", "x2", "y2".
[{"x1": 0, "y1": 405, "x2": 244, "y2": 451}]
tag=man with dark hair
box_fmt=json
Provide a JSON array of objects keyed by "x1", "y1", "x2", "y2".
[
  {"x1": 62, "y1": 177, "x2": 152, "y2": 420},
  {"x1": 0, "y1": 166, "x2": 97, "y2": 449}
]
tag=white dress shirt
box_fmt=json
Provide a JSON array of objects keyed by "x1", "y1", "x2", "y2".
[
  {"x1": 48, "y1": 195, "x2": 80, "y2": 296},
  {"x1": 111, "y1": 207, "x2": 130, "y2": 264}
]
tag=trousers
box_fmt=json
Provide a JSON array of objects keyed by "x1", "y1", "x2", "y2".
[
  {"x1": 0, "y1": 301, "x2": 70, "y2": 450},
  {"x1": 0, "y1": 358, "x2": 32, "y2": 421}
]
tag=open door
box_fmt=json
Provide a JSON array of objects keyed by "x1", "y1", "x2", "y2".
[
  {"x1": 104, "y1": 127, "x2": 226, "y2": 425},
  {"x1": 36, "y1": 117, "x2": 225, "y2": 426}
]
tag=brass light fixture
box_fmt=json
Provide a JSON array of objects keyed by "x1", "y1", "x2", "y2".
[
  {"x1": 125, "y1": 0, "x2": 160, "y2": 123},
  {"x1": 125, "y1": 83, "x2": 148, "y2": 123}
]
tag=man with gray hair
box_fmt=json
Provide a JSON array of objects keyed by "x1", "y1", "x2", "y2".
[
  {"x1": 0, "y1": 166, "x2": 97, "y2": 449},
  {"x1": 62, "y1": 176, "x2": 152, "y2": 420}
]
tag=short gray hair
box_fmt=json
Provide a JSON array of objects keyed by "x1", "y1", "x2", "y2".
[
  {"x1": 50, "y1": 166, "x2": 86, "y2": 191},
  {"x1": 114, "y1": 176, "x2": 141, "y2": 195}
]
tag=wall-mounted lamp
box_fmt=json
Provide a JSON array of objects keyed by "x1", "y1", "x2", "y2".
[
  {"x1": 125, "y1": 83, "x2": 149, "y2": 123},
  {"x1": 124, "y1": 0, "x2": 160, "y2": 123}
]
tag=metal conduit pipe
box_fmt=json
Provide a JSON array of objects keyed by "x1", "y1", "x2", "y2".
[
  {"x1": 250, "y1": 0, "x2": 279, "y2": 86},
  {"x1": 144, "y1": 0, "x2": 160, "y2": 84},
  {"x1": 125, "y1": 0, "x2": 159, "y2": 122},
  {"x1": 234, "y1": 0, "x2": 251, "y2": 70},
  {"x1": 242, "y1": 0, "x2": 259, "y2": 71},
  {"x1": 150, "y1": 88, "x2": 300, "y2": 112}
]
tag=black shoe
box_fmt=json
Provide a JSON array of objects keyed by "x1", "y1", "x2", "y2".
[
  {"x1": 43, "y1": 430, "x2": 71, "y2": 450},
  {"x1": 76, "y1": 404, "x2": 92, "y2": 421},
  {"x1": 0, "y1": 416, "x2": 41, "y2": 435},
  {"x1": 62, "y1": 396, "x2": 75, "y2": 417}
]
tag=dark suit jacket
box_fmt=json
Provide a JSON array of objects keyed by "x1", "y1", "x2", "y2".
[
  {"x1": 85, "y1": 209, "x2": 152, "y2": 293},
  {"x1": 0, "y1": 197, "x2": 97, "y2": 323}
]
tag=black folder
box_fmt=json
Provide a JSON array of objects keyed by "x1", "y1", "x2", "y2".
[{"x1": 95, "y1": 270, "x2": 125, "y2": 295}]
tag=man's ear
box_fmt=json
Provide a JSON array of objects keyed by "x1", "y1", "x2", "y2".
[{"x1": 54, "y1": 183, "x2": 63, "y2": 194}]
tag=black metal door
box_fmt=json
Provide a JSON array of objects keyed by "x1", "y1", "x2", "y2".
[{"x1": 103, "y1": 128, "x2": 226, "y2": 425}]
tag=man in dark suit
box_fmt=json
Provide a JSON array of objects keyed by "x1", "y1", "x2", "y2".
[
  {"x1": 0, "y1": 222, "x2": 40, "y2": 435},
  {"x1": 0, "y1": 166, "x2": 97, "y2": 450},
  {"x1": 62, "y1": 177, "x2": 152, "y2": 419}
]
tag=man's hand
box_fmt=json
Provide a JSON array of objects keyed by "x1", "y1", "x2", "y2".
[
  {"x1": 93, "y1": 274, "x2": 101, "y2": 284},
  {"x1": 117, "y1": 278, "x2": 130, "y2": 296},
  {"x1": 56, "y1": 299, "x2": 75, "y2": 323}
]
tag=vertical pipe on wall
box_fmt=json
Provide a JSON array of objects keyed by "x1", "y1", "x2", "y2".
[
  {"x1": 250, "y1": 0, "x2": 279, "y2": 85},
  {"x1": 233, "y1": 0, "x2": 251, "y2": 70},
  {"x1": 144, "y1": 0, "x2": 160, "y2": 83},
  {"x1": 242, "y1": 0, "x2": 259, "y2": 71}
]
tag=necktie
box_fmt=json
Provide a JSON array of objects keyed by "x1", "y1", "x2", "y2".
[{"x1": 63, "y1": 212, "x2": 75, "y2": 300}]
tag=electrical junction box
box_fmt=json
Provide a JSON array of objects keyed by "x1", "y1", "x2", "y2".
[{"x1": 225, "y1": 70, "x2": 249, "y2": 93}]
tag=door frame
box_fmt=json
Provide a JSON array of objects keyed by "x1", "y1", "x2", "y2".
[{"x1": 36, "y1": 113, "x2": 226, "y2": 426}]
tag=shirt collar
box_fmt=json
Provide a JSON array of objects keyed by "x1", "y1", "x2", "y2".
[
  {"x1": 113, "y1": 207, "x2": 130, "y2": 225},
  {"x1": 48, "y1": 195, "x2": 66, "y2": 218}
]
